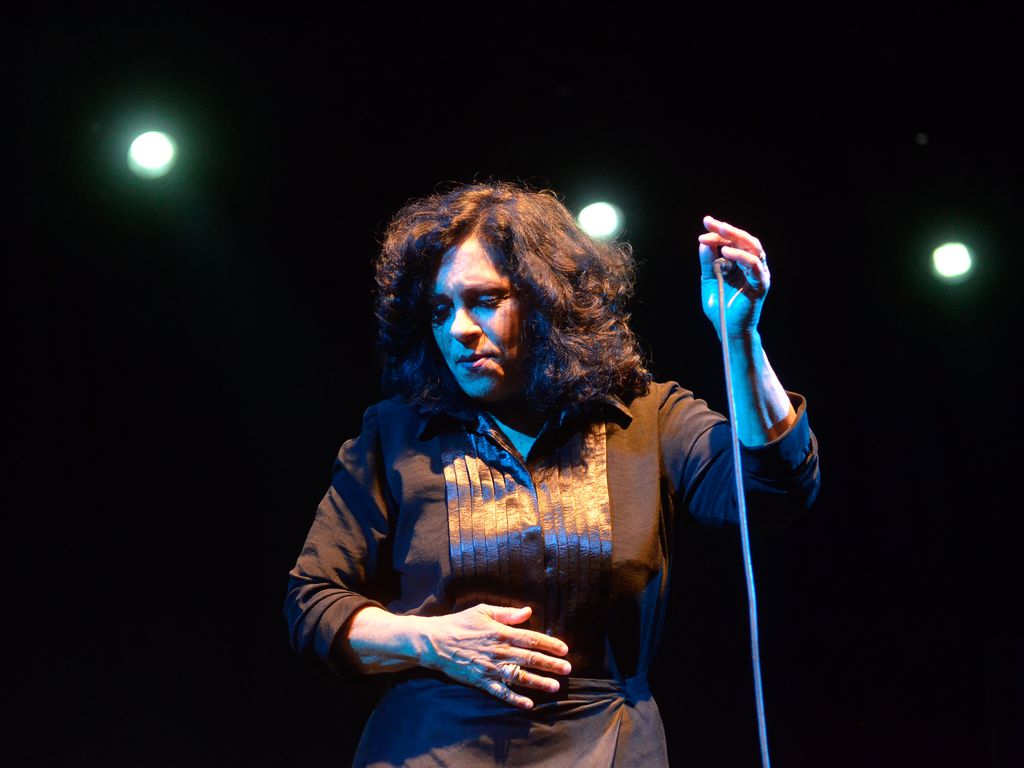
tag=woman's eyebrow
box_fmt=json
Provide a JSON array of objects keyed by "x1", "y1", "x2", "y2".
[{"x1": 431, "y1": 282, "x2": 509, "y2": 299}]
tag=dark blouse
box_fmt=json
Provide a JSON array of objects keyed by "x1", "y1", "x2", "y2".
[{"x1": 285, "y1": 381, "x2": 820, "y2": 766}]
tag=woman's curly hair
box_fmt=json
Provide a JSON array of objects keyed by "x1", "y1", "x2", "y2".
[{"x1": 375, "y1": 181, "x2": 651, "y2": 414}]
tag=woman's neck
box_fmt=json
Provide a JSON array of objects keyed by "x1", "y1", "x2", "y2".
[{"x1": 486, "y1": 400, "x2": 546, "y2": 460}]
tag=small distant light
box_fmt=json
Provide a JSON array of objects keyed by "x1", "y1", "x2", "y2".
[
  {"x1": 128, "y1": 131, "x2": 176, "y2": 178},
  {"x1": 914, "y1": 132, "x2": 929, "y2": 146},
  {"x1": 932, "y1": 242, "x2": 972, "y2": 281},
  {"x1": 577, "y1": 202, "x2": 622, "y2": 239}
]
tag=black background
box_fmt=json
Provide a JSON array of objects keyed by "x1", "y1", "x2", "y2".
[{"x1": 10, "y1": 3, "x2": 1023, "y2": 766}]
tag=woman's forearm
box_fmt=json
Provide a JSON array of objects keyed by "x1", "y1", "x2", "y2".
[{"x1": 725, "y1": 330, "x2": 796, "y2": 446}]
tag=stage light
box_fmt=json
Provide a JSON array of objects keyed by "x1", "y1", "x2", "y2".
[
  {"x1": 128, "y1": 131, "x2": 176, "y2": 178},
  {"x1": 577, "y1": 202, "x2": 622, "y2": 239},
  {"x1": 932, "y1": 242, "x2": 972, "y2": 282}
]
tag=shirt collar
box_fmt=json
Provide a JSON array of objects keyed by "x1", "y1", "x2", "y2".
[{"x1": 415, "y1": 393, "x2": 633, "y2": 441}]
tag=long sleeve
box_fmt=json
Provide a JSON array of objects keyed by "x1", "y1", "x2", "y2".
[
  {"x1": 656, "y1": 381, "x2": 820, "y2": 531},
  {"x1": 284, "y1": 404, "x2": 399, "y2": 676}
]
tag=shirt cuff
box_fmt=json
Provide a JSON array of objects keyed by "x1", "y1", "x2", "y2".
[
  {"x1": 739, "y1": 391, "x2": 813, "y2": 478},
  {"x1": 317, "y1": 595, "x2": 386, "y2": 676}
]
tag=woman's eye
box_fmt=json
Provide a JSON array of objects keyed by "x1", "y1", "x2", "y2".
[
  {"x1": 431, "y1": 304, "x2": 451, "y2": 325},
  {"x1": 478, "y1": 295, "x2": 504, "y2": 308}
]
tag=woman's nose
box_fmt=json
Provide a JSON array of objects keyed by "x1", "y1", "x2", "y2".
[{"x1": 449, "y1": 307, "x2": 480, "y2": 341}]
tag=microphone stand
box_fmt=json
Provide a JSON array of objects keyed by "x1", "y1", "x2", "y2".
[{"x1": 713, "y1": 257, "x2": 772, "y2": 768}]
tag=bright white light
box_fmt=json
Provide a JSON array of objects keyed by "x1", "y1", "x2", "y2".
[
  {"x1": 128, "y1": 131, "x2": 176, "y2": 178},
  {"x1": 577, "y1": 202, "x2": 622, "y2": 239},
  {"x1": 932, "y1": 242, "x2": 972, "y2": 281}
]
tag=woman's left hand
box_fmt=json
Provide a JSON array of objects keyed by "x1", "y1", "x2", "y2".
[{"x1": 698, "y1": 215, "x2": 770, "y2": 339}]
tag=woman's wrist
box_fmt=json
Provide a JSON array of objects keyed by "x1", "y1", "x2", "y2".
[
  {"x1": 724, "y1": 327, "x2": 761, "y2": 350},
  {"x1": 342, "y1": 606, "x2": 429, "y2": 673}
]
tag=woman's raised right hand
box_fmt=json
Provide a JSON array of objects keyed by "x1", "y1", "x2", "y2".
[{"x1": 418, "y1": 604, "x2": 571, "y2": 710}]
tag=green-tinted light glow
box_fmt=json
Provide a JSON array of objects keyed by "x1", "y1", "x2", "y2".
[
  {"x1": 128, "y1": 131, "x2": 176, "y2": 178},
  {"x1": 932, "y1": 242, "x2": 972, "y2": 281},
  {"x1": 578, "y1": 202, "x2": 622, "y2": 239}
]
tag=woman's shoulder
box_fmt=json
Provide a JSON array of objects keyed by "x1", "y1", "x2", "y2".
[
  {"x1": 333, "y1": 396, "x2": 424, "y2": 469},
  {"x1": 354, "y1": 396, "x2": 423, "y2": 439},
  {"x1": 622, "y1": 380, "x2": 699, "y2": 412},
  {"x1": 365, "y1": 394, "x2": 418, "y2": 419},
  {"x1": 614, "y1": 381, "x2": 723, "y2": 443}
]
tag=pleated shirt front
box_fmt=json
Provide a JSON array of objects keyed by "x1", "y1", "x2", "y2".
[{"x1": 439, "y1": 409, "x2": 613, "y2": 673}]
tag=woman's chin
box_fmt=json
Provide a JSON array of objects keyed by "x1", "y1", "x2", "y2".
[{"x1": 455, "y1": 376, "x2": 521, "y2": 405}]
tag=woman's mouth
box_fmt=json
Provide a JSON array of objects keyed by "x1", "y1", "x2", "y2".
[{"x1": 458, "y1": 354, "x2": 495, "y2": 371}]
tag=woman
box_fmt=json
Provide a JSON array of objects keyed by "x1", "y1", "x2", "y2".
[{"x1": 285, "y1": 181, "x2": 819, "y2": 766}]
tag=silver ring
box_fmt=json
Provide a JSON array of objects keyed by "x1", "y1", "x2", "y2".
[
  {"x1": 497, "y1": 662, "x2": 522, "y2": 684},
  {"x1": 758, "y1": 251, "x2": 768, "y2": 263}
]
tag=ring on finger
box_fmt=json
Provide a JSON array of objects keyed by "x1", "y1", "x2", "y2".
[
  {"x1": 497, "y1": 661, "x2": 523, "y2": 684},
  {"x1": 758, "y1": 251, "x2": 768, "y2": 264}
]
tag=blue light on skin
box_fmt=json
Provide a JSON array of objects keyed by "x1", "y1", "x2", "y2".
[
  {"x1": 430, "y1": 237, "x2": 527, "y2": 406},
  {"x1": 429, "y1": 236, "x2": 551, "y2": 457}
]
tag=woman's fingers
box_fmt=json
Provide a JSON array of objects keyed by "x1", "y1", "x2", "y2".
[
  {"x1": 720, "y1": 245, "x2": 769, "y2": 287},
  {"x1": 500, "y1": 645, "x2": 572, "y2": 675},
  {"x1": 698, "y1": 224, "x2": 769, "y2": 290},
  {"x1": 479, "y1": 665, "x2": 561, "y2": 709},
  {"x1": 483, "y1": 603, "x2": 570, "y2": 667},
  {"x1": 486, "y1": 625, "x2": 572, "y2": 676},
  {"x1": 482, "y1": 679, "x2": 536, "y2": 710},
  {"x1": 699, "y1": 230, "x2": 767, "y2": 262},
  {"x1": 482, "y1": 661, "x2": 561, "y2": 709},
  {"x1": 481, "y1": 604, "x2": 533, "y2": 625},
  {"x1": 503, "y1": 625, "x2": 569, "y2": 655},
  {"x1": 702, "y1": 215, "x2": 764, "y2": 256},
  {"x1": 501, "y1": 631, "x2": 571, "y2": 674},
  {"x1": 496, "y1": 663, "x2": 562, "y2": 693},
  {"x1": 477, "y1": 653, "x2": 564, "y2": 709}
]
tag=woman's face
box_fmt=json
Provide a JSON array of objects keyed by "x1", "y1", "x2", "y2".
[{"x1": 430, "y1": 237, "x2": 526, "y2": 403}]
